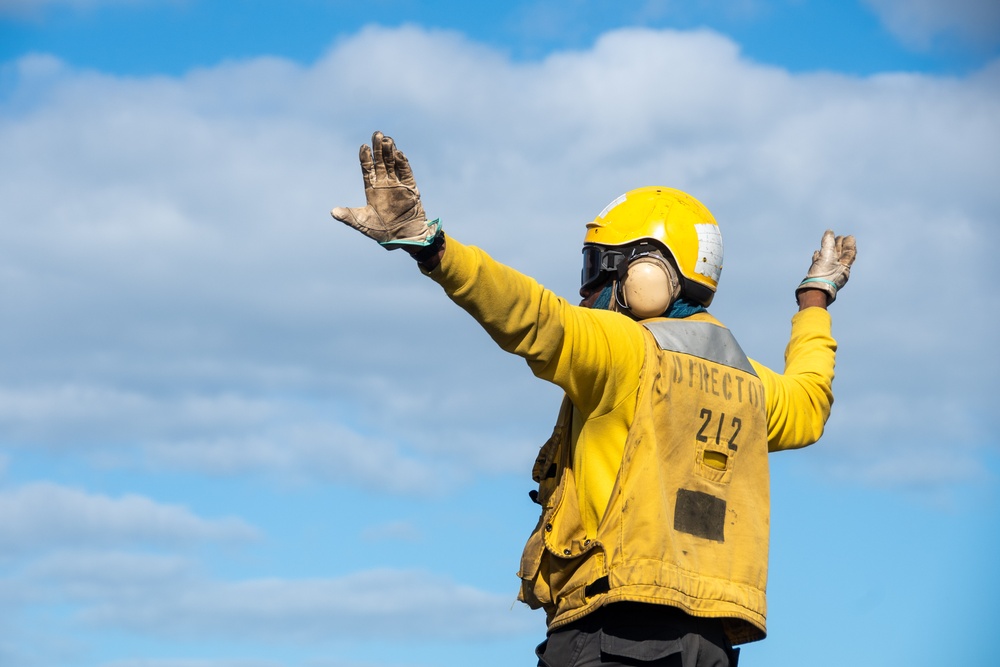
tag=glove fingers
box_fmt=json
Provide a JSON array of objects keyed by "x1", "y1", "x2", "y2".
[
  {"x1": 395, "y1": 150, "x2": 418, "y2": 191},
  {"x1": 381, "y1": 133, "x2": 399, "y2": 183},
  {"x1": 330, "y1": 205, "x2": 359, "y2": 225},
  {"x1": 371, "y1": 131, "x2": 388, "y2": 183},
  {"x1": 359, "y1": 144, "x2": 375, "y2": 192},
  {"x1": 839, "y1": 235, "x2": 857, "y2": 266},
  {"x1": 331, "y1": 205, "x2": 383, "y2": 235},
  {"x1": 819, "y1": 229, "x2": 836, "y2": 260}
]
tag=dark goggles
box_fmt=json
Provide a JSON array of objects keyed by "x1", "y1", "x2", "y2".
[
  {"x1": 581, "y1": 246, "x2": 624, "y2": 290},
  {"x1": 581, "y1": 243, "x2": 664, "y2": 290}
]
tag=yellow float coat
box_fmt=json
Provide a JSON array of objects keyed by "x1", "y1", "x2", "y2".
[{"x1": 427, "y1": 237, "x2": 836, "y2": 645}]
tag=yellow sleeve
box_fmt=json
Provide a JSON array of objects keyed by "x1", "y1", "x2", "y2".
[
  {"x1": 749, "y1": 307, "x2": 837, "y2": 452},
  {"x1": 425, "y1": 236, "x2": 645, "y2": 418}
]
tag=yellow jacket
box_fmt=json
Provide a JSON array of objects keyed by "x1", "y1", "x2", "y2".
[{"x1": 427, "y1": 237, "x2": 836, "y2": 645}]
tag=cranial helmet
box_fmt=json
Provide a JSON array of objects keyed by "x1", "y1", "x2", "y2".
[{"x1": 581, "y1": 187, "x2": 723, "y2": 315}]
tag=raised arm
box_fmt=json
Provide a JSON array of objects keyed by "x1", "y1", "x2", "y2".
[{"x1": 754, "y1": 230, "x2": 857, "y2": 451}]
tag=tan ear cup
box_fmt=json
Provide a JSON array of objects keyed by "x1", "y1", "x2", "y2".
[{"x1": 620, "y1": 256, "x2": 680, "y2": 319}]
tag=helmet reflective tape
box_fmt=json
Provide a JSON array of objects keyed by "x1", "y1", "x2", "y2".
[
  {"x1": 694, "y1": 223, "x2": 723, "y2": 282},
  {"x1": 596, "y1": 193, "x2": 627, "y2": 219}
]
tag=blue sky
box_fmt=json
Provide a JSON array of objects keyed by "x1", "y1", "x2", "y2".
[{"x1": 0, "y1": 1, "x2": 998, "y2": 666}]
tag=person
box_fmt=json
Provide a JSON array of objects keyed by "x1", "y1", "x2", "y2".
[{"x1": 331, "y1": 131, "x2": 857, "y2": 667}]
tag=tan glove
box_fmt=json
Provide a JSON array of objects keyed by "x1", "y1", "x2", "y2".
[
  {"x1": 331, "y1": 131, "x2": 440, "y2": 249},
  {"x1": 796, "y1": 230, "x2": 857, "y2": 303}
]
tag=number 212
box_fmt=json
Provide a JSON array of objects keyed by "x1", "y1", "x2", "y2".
[{"x1": 696, "y1": 408, "x2": 741, "y2": 450}]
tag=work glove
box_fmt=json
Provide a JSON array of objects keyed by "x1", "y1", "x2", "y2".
[
  {"x1": 331, "y1": 131, "x2": 441, "y2": 250},
  {"x1": 796, "y1": 230, "x2": 857, "y2": 304}
]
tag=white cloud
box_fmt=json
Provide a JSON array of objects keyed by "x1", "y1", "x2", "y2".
[
  {"x1": 0, "y1": 483, "x2": 259, "y2": 554},
  {"x1": 1, "y1": 25, "x2": 997, "y2": 498},
  {"x1": 142, "y1": 421, "x2": 446, "y2": 495},
  {"x1": 0, "y1": 385, "x2": 277, "y2": 444},
  {"x1": 864, "y1": 0, "x2": 1000, "y2": 50},
  {"x1": 83, "y1": 570, "x2": 532, "y2": 642},
  {"x1": 15, "y1": 552, "x2": 534, "y2": 643},
  {"x1": 0, "y1": 383, "x2": 484, "y2": 493},
  {"x1": 12, "y1": 550, "x2": 194, "y2": 606}
]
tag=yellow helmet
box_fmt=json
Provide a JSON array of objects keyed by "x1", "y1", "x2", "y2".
[{"x1": 582, "y1": 186, "x2": 723, "y2": 307}]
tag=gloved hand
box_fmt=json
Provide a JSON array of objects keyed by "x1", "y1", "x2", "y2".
[
  {"x1": 331, "y1": 131, "x2": 440, "y2": 249},
  {"x1": 796, "y1": 230, "x2": 857, "y2": 304}
]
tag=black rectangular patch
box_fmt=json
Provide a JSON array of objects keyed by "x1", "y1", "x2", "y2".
[{"x1": 674, "y1": 489, "x2": 726, "y2": 542}]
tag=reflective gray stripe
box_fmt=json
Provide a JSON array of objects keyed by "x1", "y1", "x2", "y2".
[{"x1": 643, "y1": 320, "x2": 757, "y2": 376}]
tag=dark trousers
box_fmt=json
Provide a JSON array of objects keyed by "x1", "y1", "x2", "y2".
[{"x1": 535, "y1": 603, "x2": 740, "y2": 667}]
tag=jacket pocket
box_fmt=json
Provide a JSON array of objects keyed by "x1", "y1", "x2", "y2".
[
  {"x1": 531, "y1": 428, "x2": 564, "y2": 506},
  {"x1": 518, "y1": 515, "x2": 553, "y2": 608},
  {"x1": 600, "y1": 633, "x2": 683, "y2": 661}
]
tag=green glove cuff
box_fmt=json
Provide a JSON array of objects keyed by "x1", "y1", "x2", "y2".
[
  {"x1": 378, "y1": 218, "x2": 442, "y2": 249},
  {"x1": 797, "y1": 277, "x2": 839, "y2": 292}
]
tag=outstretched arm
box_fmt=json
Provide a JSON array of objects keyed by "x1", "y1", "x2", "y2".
[{"x1": 328, "y1": 131, "x2": 644, "y2": 414}]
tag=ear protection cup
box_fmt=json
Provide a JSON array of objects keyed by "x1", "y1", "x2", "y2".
[{"x1": 617, "y1": 255, "x2": 680, "y2": 319}]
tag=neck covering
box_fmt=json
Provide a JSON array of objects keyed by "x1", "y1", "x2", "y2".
[
  {"x1": 665, "y1": 298, "x2": 707, "y2": 319},
  {"x1": 594, "y1": 283, "x2": 615, "y2": 310}
]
